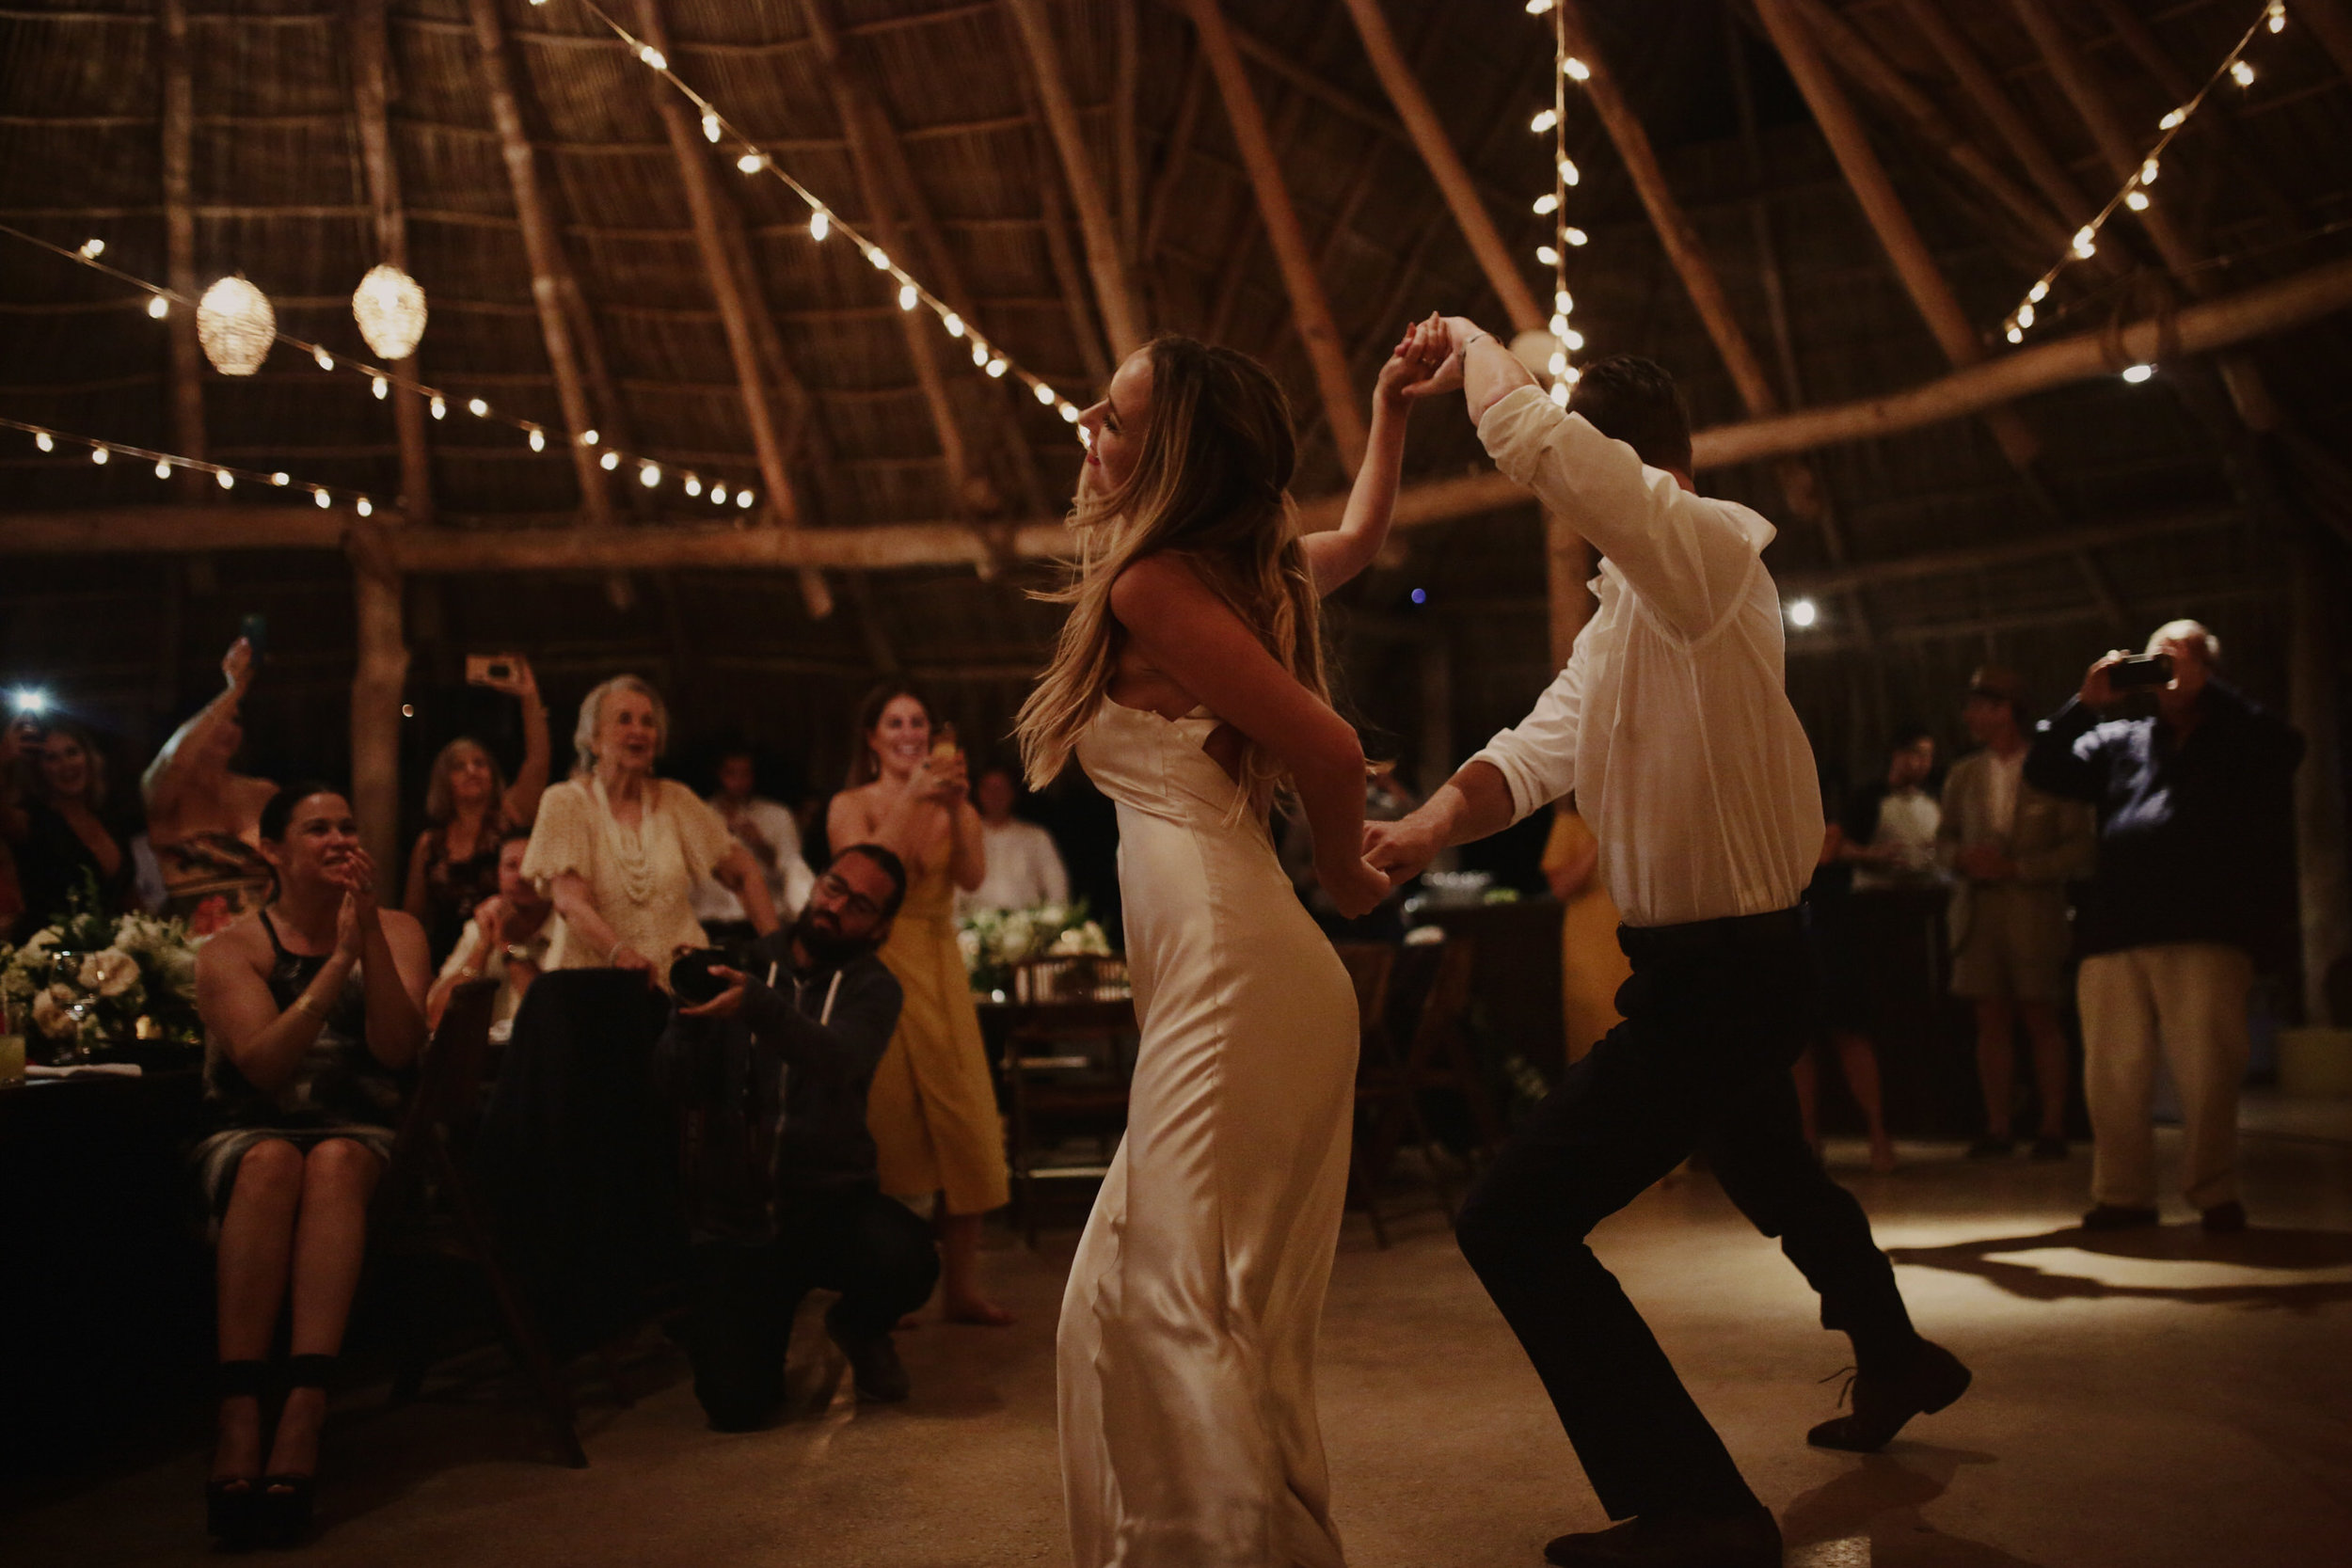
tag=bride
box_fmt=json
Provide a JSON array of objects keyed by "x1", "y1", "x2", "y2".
[{"x1": 1018, "y1": 323, "x2": 1444, "y2": 1565}]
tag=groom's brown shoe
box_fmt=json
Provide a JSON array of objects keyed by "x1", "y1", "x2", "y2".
[
  {"x1": 1543, "y1": 1508, "x2": 1780, "y2": 1567},
  {"x1": 1806, "y1": 1337, "x2": 1970, "y2": 1451}
]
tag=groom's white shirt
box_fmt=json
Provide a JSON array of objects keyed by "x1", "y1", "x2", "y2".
[{"x1": 1466, "y1": 385, "x2": 1821, "y2": 929}]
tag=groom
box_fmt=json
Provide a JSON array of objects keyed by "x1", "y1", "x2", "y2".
[{"x1": 1369, "y1": 321, "x2": 1968, "y2": 1568}]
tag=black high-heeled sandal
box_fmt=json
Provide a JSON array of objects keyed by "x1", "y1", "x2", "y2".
[
  {"x1": 207, "y1": 1359, "x2": 268, "y2": 1545},
  {"x1": 256, "y1": 1354, "x2": 336, "y2": 1546}
]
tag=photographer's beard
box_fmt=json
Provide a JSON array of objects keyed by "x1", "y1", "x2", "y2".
[{"x1": 792, "y1": 902, "x2": 881, "y2": 969}]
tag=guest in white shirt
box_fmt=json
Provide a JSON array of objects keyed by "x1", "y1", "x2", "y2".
[
  {"x1": 691, "y1": 749, "x2": 816, "y2": 939},
  {"x1": 1365, "y1": 325, "x2": 1967, "y2": 1568},
  {"x1": 955, "y1": 767, "x2": 1071, "y2": 917},
  {"x1": 427, "y1": 832, "x2": 556, "y2": 1029}
]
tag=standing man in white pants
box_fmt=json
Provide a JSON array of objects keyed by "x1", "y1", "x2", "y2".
[{"x1": 2025, "y1": 622, "x2": 2303, "y2": 1231}]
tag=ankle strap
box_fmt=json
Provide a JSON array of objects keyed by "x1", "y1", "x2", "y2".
[
  {"x1": 286, "y1": 1354, "x2": 338, "y2": 1389},
  {"x1": 219, "y1": 1359, "x2": 268, "y2": 1398}
]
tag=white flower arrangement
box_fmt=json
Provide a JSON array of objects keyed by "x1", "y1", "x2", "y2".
[
  {"x1": 0, "y1": 876, "x2": 202, "y2": 1058},
  {"x1": 958, "y1": 900, "x2": 1114, "y2": 994}
]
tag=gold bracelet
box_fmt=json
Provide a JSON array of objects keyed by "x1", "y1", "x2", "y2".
[{"x1": 289, "y1": 993, "x2": 325, "y2": 1022}]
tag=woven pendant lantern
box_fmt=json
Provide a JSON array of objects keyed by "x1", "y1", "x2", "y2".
[
  {"x1": 196, "y1": 276, "x2": 276, "y2": 376},
  {"x1": 351, "y1": 264, "x2": 428, "y2": 361}
]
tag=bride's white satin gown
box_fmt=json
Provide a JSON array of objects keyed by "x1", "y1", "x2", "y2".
[{"x1": 1060, "y1": 698, "x2": 1359, "y2": 1568}]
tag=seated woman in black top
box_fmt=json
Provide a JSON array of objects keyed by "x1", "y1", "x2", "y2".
[
  {"x1": 3, "y1": 719, "x2": 133, "y2": 938},
  {"x1": 191, "y1": 784, "x2": 429, "y2": 1545}
]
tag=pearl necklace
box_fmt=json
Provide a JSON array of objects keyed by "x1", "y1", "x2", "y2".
[{"x1": 591, "y1": 774, "x2": 660, "y2": 907}]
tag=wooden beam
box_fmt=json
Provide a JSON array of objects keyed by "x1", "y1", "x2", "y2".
[
  {"x1": 2296, "y1": 0, "x2": 2352, "y2": 87},
  {"x1": 158, "y1": 0, "x2": 206, "y2": 502},
  {"x1": 1777, "y1": 507, "x2": 2233, "y2": 597},
  {"x1": 1141, "y1": 52, "x2": 1206, "y2": 270},
  {"x1": 350, "y1": 0, "x2": 434, "y2": 526},
  {"x1": 1003, "y1": 0, "x2": 1150, "y2": 354},
  {"x1": 14, "y1": 254, "x2": 2349, "y2": 571},
  {"x1": 1032, "y1": 120, "x2": 1113, "y2": 384},
  {"x1": 1113, "y1": 0, "x2": 1141, "y2": 260},
  {"x1": 464, "y1": 0, "x2": 612, "y2": 525},
  {"x1": 1754, "y1": 0, "x2": 2039, "y2": 471},
  {"x1": 349, "y1": 560, "x2": 408, "y2": 875},
  {"x1": 1181, "y1": 0, "x2": 1367, "y2": 473},
  {"x1": 1337, "y1": 0, "x2": 1542, "y2": 333},
  {"x1": 635, "y1": 0, "x2": 833, "y2": 618},
  {"x1": 1889, "y1": 0, "x2": 2098, "y2": 238}
]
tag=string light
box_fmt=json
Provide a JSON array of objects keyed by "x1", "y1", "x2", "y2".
[
  {"x1": 809, "y1": 210, "x2": 830, "y2": 242},
  {"x1": 271, "y1": 471, "x2": 289, "y2": 486},
  {"x1": 2122, "y1": 363, "x2": 2155, "y2": 383},
  {"x1": 639, "y1": 462, "x2": 660, "y2": 487},
  {"x1": 1534, "y1": 0, "x2": 1582, "y2": 404},
  {"x1": 1530, "y1": 109, "x2": 1558, "y2": 134},
  {"x1": 898, "y1": 282, "x2": 919, "y2": 311},
  {"x1": 372, "y1": 374, "x2": 389, "y2": 399},
  {"x1": 738, "y1": 490, "x2": 755, "y2": 508},
  {"x1": 146, "y1": 294, "x2": 168, "y2": 319},
  {"x1": 154, "y1": 458, "x2": 171, "y2": 479},
  {"x1": 35, "y1": 432, "x2": 53, "y2": 451},
  {"x1": 77, "y1": 238, "x2": 103, "y2": 259},
  {"x1": 467, "y1": 397, "x2": 489, "y2": 417},
  {"x1": 312, "y1": 345, "x2": 335, "y2": 371},
  {"x1": 356, "y1": 497, "x2": 372, "y2": 517},
  {"x1": 8, "y1": 415, "x2": 385, "y2": 514},
  {"x1": 528, "y1": 426, "x2": 546, "y2": 451},
  {"x1": 90, "y1": 446, "x2": 108, "y2": 465},
  {"x1": 215, "y1": 468, "x2": 233, "y2": 490},
  {"x1": 2000, "y1": 1, "x2": 2283, "y2": 346},
  {"x1": 581, "y1": 428, "x2": 599, "y2": 446},
  {"x1": 737, "y1": 151, "x2": 766, "y2": 174},
  {"x1": 314, "y1": 488, "x2": 331, "y2": 508},
  {"x1": 637, "y1": 43, "x2": 665, "y2": 71},
  {"x1": 600, "y1": 451, "x2": 621, "y2": 471},
  {"x1": 1533, "y1": 193, "x2": 1559, "y2": 215},
  {"x1": 943, "y1": 313, "x2": 963, "y2": 338},
  {"x1": 684, "y1": 474, "x2": 702, "y2": 497},
  {"x1": 1033, "y1": 382, "x2": 1057, "y2": 405},
  {"x1": 428, "y1": 395, "x2": 447, "y2": 420},
  {"x1": 711, "y1": 483, "x2": 729, "y2": 505},
  {"x1": 702, "y1": 112, "x2": 721, "y2": 143}
]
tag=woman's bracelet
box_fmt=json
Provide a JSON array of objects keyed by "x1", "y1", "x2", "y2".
[
  {"x1": 1463, "y1": 331, "x2": 1494, "y2": 350},
  {"x1": 288, "y1": 992, "x2": 326, "y2": 1022},
  {"x1": 607, "y1": 939, "x2": 628, "y2": 965}
]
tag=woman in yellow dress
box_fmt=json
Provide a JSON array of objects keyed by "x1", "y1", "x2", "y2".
[
  {"x1": 830, "y1": 683, "x2": 1013, "y2": 1323},
  {"x1": 1542, "y1": 802, "x2": 1631, "y2": 1065}
]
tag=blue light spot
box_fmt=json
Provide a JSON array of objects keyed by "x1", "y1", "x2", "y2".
[{"x1": 1409, "y1": 588, "x2": 1427, "y2": 605}]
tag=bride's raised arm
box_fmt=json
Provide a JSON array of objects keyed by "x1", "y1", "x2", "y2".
[{"x1": 1299, "y1": 313, "x2": 1452, "y2": 595}]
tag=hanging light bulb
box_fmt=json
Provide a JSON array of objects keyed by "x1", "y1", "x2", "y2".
[
  {"x1": 599, "y1": 451, "x2": 620, "y2": 471},
  {"x1": 1549, "y1": 313, "x2": 1569, "y2": 338},
  {"x1": 738, "y1": 490, "x2": 755, "y2": 508},
  {"x1": 2028, "y1": 279, "x2": 2050, "y2": 303},
  {"x1": 1555, "y1": 288, "x2": 1573, "y2": 312},
  {"x1": 467, "y1": 397, "x2": 489, "y2": 417},
  {"x1": 1565, "y1": 228, "x2": 1589, "y2": 246},
  {"x1": 154, "y1": 458, "x2": 171, "y2": 479},
  {"x1": 711, "y1": 483, "x2": 729, "y2": 505},
  {"x1": 971, "y1": 341, "x2": 990, "y2": 367},
  {"x1": 639, "y1": 463, "x2": 660, "y2": 487},
  {"x1": 809, "y1": 209, "x2": 830, "y2": 242},
  {"x1": 2140, "y1": 158, "x2": 2160, "y2": 184},
  {"x1": 313, "y1": 345, "x2": 334, "y2": 372},
  {"x1": 147, "y1": 294, "x2": 169, "y2": 319},
  {"x1": 528, "y1": 426, "x2": 546, "y2": 452},
  {"x1": 1534, "y1": 193, "x2": 1559, "y2": 215},
  {"x1": 78, "y1": 237, "x2": 104, "y2": 259},
  {"x1": 351, "y1": 264, "x2": 427, "y2": 359},
  {"x1": 1536, "y1": 245, "x2": 1560, "y2": 266},
  {"x1": 866, "y1": 246, "x2": 892, "y2": 271},
  {"x1": 196, "y1": 276, "x2": 276, "y2": 375},
  {"x1": 271, "y1": 471, "x2": 289, "y2": 486},
  {"x1": 429, "y1": 395, "x2": 447, "y2": 420},
  {"x1": 1525, "y1": 0, "x2": 1554, "y2": 13},
  {"x1": 986, "y1": 358, "x2": 1008, "y2": 378},
  {"x1": 372, "y1": 374, "x2": 389, "y2": 399},
  {"x1": 34, "y1": 432, "x2": 53, "y2": 451},
  {"x1": 2017, "y1": 303, "x2": 2036, "y2": 328},
  {"x1": 2072, "y1": 226, "x2": 2098, "y2": 259},
  {"x1": 1564, "y1": 57, "x2": 1590, "y2": 83},
  {"x1": 314, "y1": 488, "x2": 331, "y2": 508},
  {"x1": 216, "y1": 468, "x2": 234, "y2": 490},
  {"x1": 702, "y1": 112, "x2": 721, "y2": 143},
  {"x1": 2160, "y1": 108, "x2": 2186, "y2": 129},
  {"x1": 1530, "y1": 108, "x2": 1558, "y2": 134},
  {"x1": 1558, "y1": 156, "x2": 1580, "y2": 185},
  {"x1": 2122, "y1": 363, "x2": 2155, "y2": 383},
  {"x1": 1563, "y1": 328, "x2": 1584, "y2": 351},
  {"x1": 898, "y1": 282, "x2": 919, "y2": 311},
  {"x1": 2125, "y1": 190, "x2": 2150, "y2": 211},
  {"x1": 1034, "y1": 382, "x2": 1057, "y2": 405},
  {"x1": 91, "y1": 446, "x2": 109, "y2": 465},
  {"x1": 638, "y1": 44, "x2": 666, "y2": 71},
  {"x1": 356, "y1": 497, "x2": 372, "y2": 516},
  {"x1": 944, "y1": 313, "x2": 964, "y2": 338},
  {"x1": 738, "y1": 151, "x2": 767, "y2": 174},
  {"x1": 581, "y1": 429, "x2": 599, "y2": 446},
  {"x1": 2231, "y1": 58, "x2": 2255, "y2": 87},
  {"x1": 2006, "y1": 324, "x2": 2025, "y2": 344},
  {"x1": 684, "y1": 474, "x2": 702, "y2": 497}
]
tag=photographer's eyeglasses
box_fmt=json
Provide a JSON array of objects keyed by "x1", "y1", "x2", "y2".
[{"x1": 818, "y1": 871, "x2": 882, "y2": 922}]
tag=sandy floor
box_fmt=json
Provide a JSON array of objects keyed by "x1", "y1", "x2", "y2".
[{"x1": 5, "y1": 1098, "x2": 2348, "y2": 1568}]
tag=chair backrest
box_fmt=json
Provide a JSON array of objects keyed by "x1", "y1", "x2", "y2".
[
  {"x1": 1407, "y1": 933, "x2": 1478, "y2": 1060},
  {"x1": 1014, "y1": 952, "x2": 1130, "y2": 1004},
  {"x1": 382, "y1": 977, "x2": 498, "y2": 1204}
]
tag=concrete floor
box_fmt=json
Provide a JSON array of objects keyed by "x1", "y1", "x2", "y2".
[{"x1": 6, "y1": 1097, "x2": 2349, "y2": 1567}]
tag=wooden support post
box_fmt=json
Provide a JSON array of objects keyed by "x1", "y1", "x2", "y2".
[
  {"x1": 2290, "y1": 520, "x2": 2351, "y2": 1025},
  {"x1": 159, "y1": 0, "x2": 206, "y2": 503},
  {"x1": 1338, "y1": 0, "x2": 1543, "y2": 333},
  {"x1": 1113, "y1": 0, "x2": 1142, "y2": 260},
  {"x1": 351, "y1": 0, "x2": 434, "y2": 526},
  {"x1": 465, "y1": 0, "x2": 612, "y2": 526},
  {"x1": 1182, "y1": 0, "x2": 1369, "y2": 474},
  {"x1": 1004, "y1": 0, "x2": 1150, "y2": 354},
  {"x1": 1754, "y1": 0, "x2": 2039, "y2": 470},
  {"x1": 635, "y1": 0, "x2": 832, "y2": 618},
  {"x1": 348, "y1": 554, "x2": 408, "y2": 878}
]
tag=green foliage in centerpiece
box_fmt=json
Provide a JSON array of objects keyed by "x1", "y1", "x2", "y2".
[
  {"x1": 0, "y1": 873, "x2": 204, "y2": 1056},
  {"x1": 957, "y1": 901, "x2": 1113, "y2": 997}
]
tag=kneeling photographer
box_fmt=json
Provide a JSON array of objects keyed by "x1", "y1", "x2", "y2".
[{"x1": 656, "y1": 844, "x2": 940, "y2": 1428}]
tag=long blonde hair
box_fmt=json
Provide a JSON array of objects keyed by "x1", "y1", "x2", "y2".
[{"x1": 1014, "y1": 336, "x2": 1327, "y2": 807}]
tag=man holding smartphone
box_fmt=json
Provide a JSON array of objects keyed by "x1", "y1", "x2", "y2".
[{"x1": 2026, "y1": 621, "x2": 2304, "y2": 1231}]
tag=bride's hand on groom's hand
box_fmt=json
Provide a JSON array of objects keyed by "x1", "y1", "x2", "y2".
[
  {"x1": 1378, "y1": 314, "x2": 1461, "y2": 409},
  {"x1": 1318, "y1": 852, "x2": 1392, "y2": 921}
]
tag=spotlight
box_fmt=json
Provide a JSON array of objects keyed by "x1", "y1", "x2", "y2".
[{"x1": 1788, "y1": 597, "x2": 1818, "y2": 628}]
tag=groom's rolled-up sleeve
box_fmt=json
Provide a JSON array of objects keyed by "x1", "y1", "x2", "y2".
[{"x1": 1467, "y1": 651, "x2": 1585, "y2": 826}]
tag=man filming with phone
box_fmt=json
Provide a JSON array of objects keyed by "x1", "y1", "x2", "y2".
[
  {"x1": 653, "y1": 842, "x2": 939, "y2": 1429},
  {"x1": 2026, "y1": 620, "x2": 2303, "y2": 1233}
]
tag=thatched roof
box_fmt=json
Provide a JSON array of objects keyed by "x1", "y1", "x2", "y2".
[{"x1": 2, "y1": 0, "x2": 2349, "y2": 803}]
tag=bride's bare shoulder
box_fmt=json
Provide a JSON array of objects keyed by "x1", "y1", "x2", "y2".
[{"x1": 1107, "y1": 553, "x2": 1212, "y2": 626}]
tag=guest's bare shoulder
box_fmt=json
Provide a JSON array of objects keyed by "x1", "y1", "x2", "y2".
[{"x1": 196, "y1": 911, "x2": 272, "y2": 976}]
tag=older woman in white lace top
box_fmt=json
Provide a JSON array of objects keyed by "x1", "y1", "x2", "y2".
[{"x1": 521, "y1": 675, "x2": 777, "y2": 982}]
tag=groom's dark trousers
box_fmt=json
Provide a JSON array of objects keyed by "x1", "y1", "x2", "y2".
[{"x1": 1454, "y1": 906, "x2": 1915, "y2": 1520}]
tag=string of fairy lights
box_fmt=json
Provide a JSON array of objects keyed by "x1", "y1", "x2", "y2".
[
  {"x1": 544, "y1": 0, "x2": 1090, "y2": 436},
  {"x1": 0, "y1": 222, "x2": 768, "y2": 515},
  {"x1": 2001, "y1": 0, "x2": 2291, "y2": 358},
  {"x1": 1525, "y1": 0, "x2": 1590, "y2": 407},
  {"x1": 2, "y1": 413, "x2": 385, "y2": 515}
]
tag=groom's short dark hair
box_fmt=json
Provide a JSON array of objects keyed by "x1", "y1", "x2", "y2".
[{"x1": 1568, "y1": 355, "x2": 1692, "y2": 476}]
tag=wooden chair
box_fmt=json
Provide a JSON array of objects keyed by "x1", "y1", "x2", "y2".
[
  {"x1": 1337, "y1": 942, "x2": 1455, "y2": 1248},
  {"x1": 997, "y1": 955, "x2": 1136, "y2": 1246},
  {"x1": 1376, "y1": 933, "x2": 1508, "y2": 1171},
  {"x1": 373, "y1": 978, "x2": 589, "y2": 1467}
]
